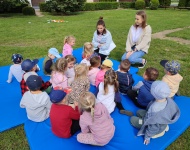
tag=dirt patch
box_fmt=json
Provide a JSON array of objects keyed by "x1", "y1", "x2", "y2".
[{"x1": 152, "y1": 26, "x2": 190, "y2": 45}]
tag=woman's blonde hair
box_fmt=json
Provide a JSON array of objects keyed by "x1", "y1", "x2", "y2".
[
  {"x1": 79, "y1": 92, "x2": 95, "y2": 121},
  {"x1": 83, "y1": 42, "x2": 94, "y2": 58},
  {"x1": 65, "y1": 55, "x2": 76, "y2": 63},
  {"x1": 135, "y1": 10, "x2": 147, "y2": 29},
  {"x1": 74, "y1": 63, "x2": 88, "y2": 79},
  {"x1": 53, "y1": 58, "x2": 68, "y2": 73},
  {"x1": 104, "y1": 69, "x2": 119, "y2": 95},
  {"x1": 64, "y1": 36, "x2": 76, "y2": 45}
]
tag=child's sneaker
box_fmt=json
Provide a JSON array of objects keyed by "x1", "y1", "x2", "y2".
[
  {"x1": 120, "y1": 110, "x2": 133, "y2": 116},
  {"x1": 138, "y1": 59, "x2": 147, "y2": 68}
]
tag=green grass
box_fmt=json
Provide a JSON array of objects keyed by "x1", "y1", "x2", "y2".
[
  {"x1": 167, "y1": 28, "x2": 190, "y2": 40},
  {"x1": 0, "y1": 9, "x2": 190, "y2": 149}
]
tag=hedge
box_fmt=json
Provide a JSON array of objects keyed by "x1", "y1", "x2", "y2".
[{"x1": 83, "y1": 2, "x2": 119, "y2": 11}]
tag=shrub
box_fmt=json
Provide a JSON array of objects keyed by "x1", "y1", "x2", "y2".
[
  {"x1": 99, "y1": 0, "x2": 116, "y2": 1},
  {"x1": 135, "y1": 0, "x2": 145, "y2": 9},
  {"x1": 39, "y1": 2, "x2": 48, "y2": 12},
  {"x1": 83, "y1": 2, "x2": 118, "y2": 11},
  {"x1": 46, "y1": 0, "x2": 85, "y2": 14},
  {"x1": 119, "y1": 2, "x2": 135, "y2": 8},
  {"x1": 22, "y1": 6, "x2": 35, "y2": 15},
  {"x1": 150, "y1": 0, "x2": 159, "y2": 9},
  {"x1": 178, "y1": 0, "x2": 186, "y2": 6},
  {"x1": 159, "y1": 0, "x2": 171, "y2": 6}
]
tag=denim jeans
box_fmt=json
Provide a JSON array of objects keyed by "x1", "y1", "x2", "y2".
[{"x1": 121, "y1": 50, "x2": 145, "y2": 64}]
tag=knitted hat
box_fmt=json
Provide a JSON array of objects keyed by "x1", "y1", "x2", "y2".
[
  {"x1": 26, "y1": 75, "x2": 42, "y2": 91},
  {"x1": 11, "y1": 54, "x2": 23, "y2": 64},
  {"x1": 160, "y1": 60, "x2": 181, "y2": 75},
  {"x1": 151, "y1": 81, "x2": 171, "y2": 100},
  {"x1": 102, "y1": 59, "x2": 113, "y2": 68},
  {"x1": 21, "y1": 59, "x2": 39, "y2": 72},
  {"x1": 49, "y1": 89, "x2": 67, "y2": 103},
  {"x1": 48, "y1": 48, "x2": 61, "y2": 58}
]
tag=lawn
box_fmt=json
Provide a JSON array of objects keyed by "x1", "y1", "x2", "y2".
[
  {"x1": 166, "y1": 28, "x2": 190, "y2": 40},
  {"x1": 0, "y1": 9, "x2": 190, "y2": 149}
]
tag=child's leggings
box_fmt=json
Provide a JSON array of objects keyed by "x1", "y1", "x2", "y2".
[{"x1": 77, "y1": 133, "x2": 103, "y2": 146}]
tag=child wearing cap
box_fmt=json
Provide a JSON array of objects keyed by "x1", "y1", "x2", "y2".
[
  {"x1": 116, "y1": 59, "x2": 134, "y2": 95},
  {"x1": 130, "y1": 81, "x2": 180, "y2": 145},
  {"x1": 127, "y1": 67, "x2": 159, "y2": 109},
  {"x1": 20, "y1": 59, "x2": 51, "y2": 95},
  {"x1": 43, "y1": 48, "x2": 61, "y2": 76},
  {"x1": 77, "y1": 92, "x2": 115, "y2": 146},
  {"x1": 49, "y1": 89, "x2": 80, "y2": 138},
  {"x1": 20, "y1": 75, "x2": 52, "y2": 122},
  {"x1": 160, "y1": 60, "x2": 183, "y2": 98},
  {"x1": 7, "y1": 54, "x2": 24, "y2": 83},
  {"x1": 95, "y1": 59, "x2": 113, "y2": 87}
]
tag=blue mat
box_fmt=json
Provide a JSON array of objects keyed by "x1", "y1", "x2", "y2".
[{"x1": 0, "y1": 47, "x2": 138, "y2": 132}]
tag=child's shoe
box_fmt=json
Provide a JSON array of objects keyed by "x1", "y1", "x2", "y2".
[{"x1": 120, "y1": 110, "x2": 133, "y2": 116}]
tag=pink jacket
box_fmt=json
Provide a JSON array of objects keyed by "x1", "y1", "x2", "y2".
[
  {"x1": 95, "y1": 70, "x2": 106, "y2": 87},
  {"x1": 50, "y1": 71, "x2": 68, "y2": 89},
  {"x1": 88, "y1": 68, "x2": 100, "y2": 86},
  {"x1": 79, "y1": 103, "x2": 115, "y2": 145},
  {"x1": 62, "y1": 43, "x2": 73, "y2": 57}
]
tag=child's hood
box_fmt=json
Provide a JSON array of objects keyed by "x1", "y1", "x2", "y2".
[
  {"x1": 94, "y1": 103, "x2": 107, "y2": 118},
  {"x1": 88, "y1": 68, "x2": 100, "y2": 76}
]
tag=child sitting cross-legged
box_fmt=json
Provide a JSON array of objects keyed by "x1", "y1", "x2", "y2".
[
  {"x1": 96, "y1": 69, "x2": 133, "y2": 116},
  {"x1": 160, "y1": 60, "x2": 183, "y2": 98},
  {"x1": 43, "y1": 48, "x2": 61, "y2": 76},
  {"x1": 49, "y1": 89, "x2": 80, "y2": 138},
  {"x1": 88, "y1": 55, "x2": 101, "y2": 86},
  {"x1": 127, "y1": 67, "x2": 159, "y2": 109},
  {"x1": 77, "y1": 92, "x2": 115, "y2": 146},
  {"x1": 80, "y1": 42, "x2": 94, "y2": 66},
  {"x1": 130, "y1": 81, "x2": 180, "y2": 145},
  {"x1": 116, "y1": 59, "x2": 134, "y2": 95},
  {"x1": 7, "y1": 53, "x2": 24, "y2": 83},
  {"x1": 50, "y1": 58, "x2": 68, "y2": 90},
  {"x1": 20, "y1": 75, "x2": 52, "y2": 122},
  {"x1": 20, "y1": 59, "x2": 51, "y2": 95}
]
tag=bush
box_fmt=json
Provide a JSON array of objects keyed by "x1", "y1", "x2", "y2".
[
  {"x1": 178, "y1": 0, "x2": 186, "y2": 6},
  {"x1": 159, "y1": 0, "x2": 171, "y2": 6},
  {"x1": 83, "y1": 2, "x2": 118, "y2": 11},
  {"x1": 22, "y1": 6, "x2": 35, "y2": 15},
  {"x1": 46, "y1": 0, "x2": 85, "y2": 14},
  {"x1": 0, "y1": 0, "x2": 28, "y2": 13},
  {"x1": 135, "y1": 0, "x2": 145, "y2": 9},
  {"x1": 150, "y1": 0, "x2": 159, "y2": 9},
  {"x1": 119, "y1": 2, "x2": 135, "y2": 8},
  {"x1": 99, "y1": 0, "x2": 116, "y2": 1},
  {"x1": 39, "y1": 2, "x2": 48, "y2": 12}
]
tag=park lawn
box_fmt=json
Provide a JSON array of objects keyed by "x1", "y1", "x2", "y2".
[
  {"x1": 166, "y1": 28, "x2": 190, "y2": 40},
  {"x1": 0, "y1": 9, "x2": 190, "y2": 149}
]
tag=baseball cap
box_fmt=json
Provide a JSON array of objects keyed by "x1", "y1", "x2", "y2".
[
  {"x1": 21, "y1": 59, "x2": 39, "y2": 72},
  {"x1": 49, "y1": 89, "x2": 67, "y2": 103},
  {"x1": 26, "y1": 75, "x2": 42, "y2": 91},
  {"x1": 160, "y1": 60, "x2": 181, "y2": 75},
  {"x1": 48, "y1": 48, "x2": 61, "y2": 58},
  {"x1": 12, "y1": 54, "x2": 23, "y2": 64},
  {"x1": 102, "y1": 59, "x2": 113, "y2": 68}
]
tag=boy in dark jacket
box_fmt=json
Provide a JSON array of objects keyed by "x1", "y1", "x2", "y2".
[{"x1": 127, "y1": 67, "x2": 159, "y2": 109}]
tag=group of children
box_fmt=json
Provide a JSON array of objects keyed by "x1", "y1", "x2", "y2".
[{"x1": 7, "y1": 36, "x2": 183, "y2": 146}]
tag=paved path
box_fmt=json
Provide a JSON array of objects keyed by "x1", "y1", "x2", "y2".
[
  {"x1": 35, "y1": 9, "x2": 44, "y2": 17},
  {"x1": 152, "y1": 26, "x2": 190, "y2": 45}
]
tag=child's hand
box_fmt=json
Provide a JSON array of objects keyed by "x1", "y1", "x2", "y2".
[
  {"x1": 6, "y1": 80, "x2": 11, "y2": 83},
  {"x1": 143, "y1": 139, "x2": 150, "y2": 145},
  {"x1": 74, "y1": 101, "x2": 78, "y2": 107}
]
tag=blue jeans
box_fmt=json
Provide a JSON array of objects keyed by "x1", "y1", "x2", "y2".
[{"x1": 121, "y1": 51, "x2": 145, "y2": 64}]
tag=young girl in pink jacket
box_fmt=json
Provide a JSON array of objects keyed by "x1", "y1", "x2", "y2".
[
  {"x1": 50, "y1": 58, "x2": 68, "y2": 89},
  {"x1": 62, "y1": 36, "x2": 76, "y2": 57},
  {"x1": 77, "y1": 92, "x2": 115, "y2": 146}
]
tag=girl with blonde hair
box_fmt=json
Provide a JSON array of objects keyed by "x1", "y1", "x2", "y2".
[
  {"x1": 50, "y1": 58, "x2": 68, "y2": 89},
  {"x1": 67, "y1": 63, "x2": 90, "y2": 104},
  {"x1": 65, "y1": 55, "x2": 76, "y2": 86},
  {"x1": 62, "y1": 35, "x2": 76, "y2": 57},
  {"x1": 80, "y1": 42, "x2": 94, "y2": 66},
  {"x1": 77, "y1": 92, "x2": 115, "y2": 146}
]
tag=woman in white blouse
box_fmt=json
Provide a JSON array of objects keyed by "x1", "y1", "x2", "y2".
[{"x1": 121, "y1": 10, "x2": 152, "y2": 68}]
